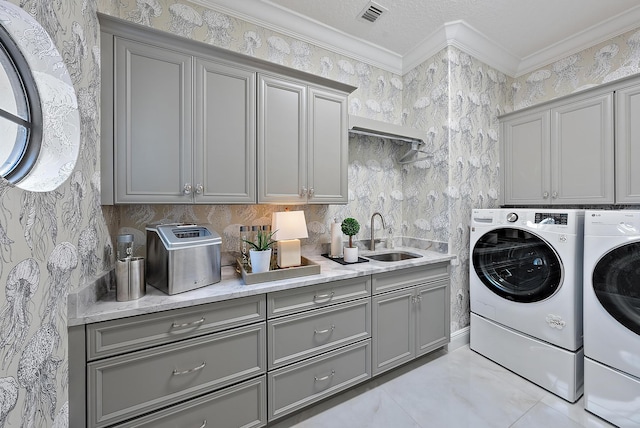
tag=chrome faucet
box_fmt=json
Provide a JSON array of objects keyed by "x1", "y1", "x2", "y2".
[{"x1": 370, "y1": 212, "x2": 386, "y2": 251}]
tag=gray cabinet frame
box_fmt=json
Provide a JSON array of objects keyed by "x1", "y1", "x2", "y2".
[
  {"x1": 99, "y1": 14, "x2": 355, "y2": 206},
  {"x1": 371, "y1": 263, "x2": 451, "y2": 376},
  {"x1": 615, "y1": 82, "x2": 640, "y2": 203},
  {"x1": 500, "y1": 87, "x2": 614, "y2": 205}
]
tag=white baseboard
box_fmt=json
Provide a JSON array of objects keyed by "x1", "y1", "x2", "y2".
[{"x1": 448, "y1": 326, "x2": 470, "y2": 351}]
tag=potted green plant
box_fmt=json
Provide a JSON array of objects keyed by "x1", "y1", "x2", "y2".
[
  {"x1": 243, "y1": 228, "x2": 277, "y2": 273},
  {"x1": 341, "y1": 217, "x2": 360, "y2": 263}
]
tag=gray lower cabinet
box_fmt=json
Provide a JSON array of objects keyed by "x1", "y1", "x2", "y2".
[
  {"x1": 268, "y1": 340, "x2": 371, "y2": 421},
  {"x1": 268, "y1": 298, "x2": 371, "y2": 369},
  {"x1": 113, "y1": 375, "x2": 267, "y2": 428},
  {"x1": 266, "y1": 277, "x2": 372, "y2": 421},
  {"x1": 86, "y1": 294, "x2": 265, "y2": 360},
  {"x1": 267, "y1": 276, "x2": 371, "y2": 318},
  {"x1": 72, "y1": 266, "x2": 450, "y2": 427},
  {"x1": 372, "y1": 263, "x2": 450, "y2": 375},
  {"x1": 74, "y1": 295, "x2": 267, "y2": 428}
]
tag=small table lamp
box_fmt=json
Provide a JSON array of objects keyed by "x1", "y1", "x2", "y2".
[{"x1": 271, "y1": 211, "x2": 309, "y2": 268}]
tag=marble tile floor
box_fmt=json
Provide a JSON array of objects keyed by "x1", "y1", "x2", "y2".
[{"x1": 270, "y1": 345, "x2": 616, "y2": 428}]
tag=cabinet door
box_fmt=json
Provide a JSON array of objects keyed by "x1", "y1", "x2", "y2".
[
  {"x1": 415, "y1": 280, "x2": 450, "y2": 357},
  {"x1": 501, "y1": 110, "x2": 550, "y2": 205},
  {"x1": 258, "y1": 75, "x2": 307, "y2": 203},
  {"x1": 307, "y1": 86, "x2": 348, "y2": 204},
  {"x1": 195, "y1": 59, "x2": 256, "y2": 203},
  {"x1": 371, "y1": 288, "x2": 415, "y2": 376},
  {"x1": 551, "y1": 92, "x2": 614, "y2": 204},
  {"x1": 114, "y1": 38, "x2": 193, "y2": 203},
  {"x1": 615, "y1": 83, "x2": 640, "y2": 203}
]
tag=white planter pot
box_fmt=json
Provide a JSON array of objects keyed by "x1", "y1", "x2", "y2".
[
  {"x1": 343, "y1": 246, "x2": 358, "y2": 263},
  {"x1": 249, "y1": 249, "x2": 272, "y2": 273}
]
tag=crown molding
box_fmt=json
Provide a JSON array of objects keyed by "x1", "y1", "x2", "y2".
[
  {"x1": 191, "y1": 0, "x2": 640, "y2": 79},
  {"x1": 191, "y1": 0, "x2": 404, "y2": 74},
  {"x1": 515, "y1": 4, "x2": 640, "y2": 76},
  {"x1": 402, "y1": 20, "x2": 520, "y2": 76}
]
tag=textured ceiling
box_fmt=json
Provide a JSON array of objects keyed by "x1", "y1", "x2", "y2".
[
  {"x1": 266, "y1": 0, "x2": 639, "y2": 57},
  {"x1": 197, "y1": 0, "x2": 640, "y2": 75}
]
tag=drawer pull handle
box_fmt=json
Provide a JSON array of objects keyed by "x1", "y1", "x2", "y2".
[
  {"x1": 171, "y1": 317, "x2": 206, "y2": 329},
  {"x1": 314, "y1": 370, "x2": 335, "y2": 382},
  {"x1": 314, "y1": 325, "x2": 335, "y2": 334},
  {"x1": 313, "y1": 291, "x2": 335, "y2": 302},
  {"x1": 172, "y1": 361, "x2": 206, "y2": 376},
  {"x1": 199, "y1": 421, "x2": 207, "y2": 428}
]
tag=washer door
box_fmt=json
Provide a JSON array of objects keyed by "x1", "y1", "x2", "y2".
[
  {"x1": 472, "y1": 227, "x2": 563, "y2": 303},
  {"x1": 592, "y1": 242, "x2": 640, "y2": 336}
]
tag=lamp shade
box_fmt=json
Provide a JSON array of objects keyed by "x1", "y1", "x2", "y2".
[{"x1": 271, "y1": 211, "x2": 308, "y2": 241}]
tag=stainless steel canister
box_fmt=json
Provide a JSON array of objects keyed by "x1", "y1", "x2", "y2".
[{"x1": 116, "y1": 256, "x2": 146, "y2": 301}]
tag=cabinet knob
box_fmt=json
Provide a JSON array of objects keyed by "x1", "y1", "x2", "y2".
[
  {"x1": 308, "y1": 187, "x2": 315, "y2": 197},
  {"x1": 183, "y1": 183, "x2": 192, "y2": 195},
  {"x1": 552, "y1": 191, "x2": 558, "y2": 199},
  {"x1": 543, "y1": 191, "x2": 549, "y2": 199},
  {"x1": 300, "y1": 186, "x2": 307, "y2": 198},
  {"x1": 195, "y1": 184, "x2": 204, "y2": 194}
]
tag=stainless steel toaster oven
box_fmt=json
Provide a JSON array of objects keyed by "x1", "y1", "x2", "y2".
[{"x1": 146, "y1": 223, "x2": 221, "y2": 295}]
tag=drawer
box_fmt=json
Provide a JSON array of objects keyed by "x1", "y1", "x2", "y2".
[
  {"x1": 268, "y1": 276, "x2": 371, "y2": 318},
  {"x1": 86, "y1": 294, "x2": 266, "y2": 360},
  {"x1": 268, "y1": 339, "x2": 371, "y2": 421},
  {"x1": 372, "y1": 262, "x2": 449, "y2": 295},
  {"x1": 268, "y1": 298, "x2": 370, "y2": 369},
  {"x1": 114, "y1": 375, "x2": 267, "y2": 428},
  {"x1": 87, "y1": 323, "x2": 266, "y2": 428}
]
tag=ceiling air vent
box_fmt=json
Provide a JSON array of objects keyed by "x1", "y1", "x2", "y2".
[{"x1": 359, "y1": 1, "x2": 387, "y2": 23}]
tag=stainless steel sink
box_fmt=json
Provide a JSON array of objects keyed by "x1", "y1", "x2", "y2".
[{"x1": 365, "y1": 251, "x2": 422, "y2": 262}]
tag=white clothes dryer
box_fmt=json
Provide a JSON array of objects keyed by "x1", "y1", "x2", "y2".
[
  {"x1": 583, "y1": 210, "x2": 640, "y2": 427},
  {"x1": 470, "y1": 208, "x2": 584, "y2": 402}
]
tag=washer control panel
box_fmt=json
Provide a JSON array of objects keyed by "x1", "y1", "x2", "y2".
[{"x1": 535, "y1": 212, "x2": 568, "y2": 225}]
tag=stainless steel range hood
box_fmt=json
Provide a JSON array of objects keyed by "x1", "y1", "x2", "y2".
[
  {"x1": 348, "y1": 115, "x2": 424, "y2": 144},
  {"x1": 349, "y1": 115, "x2": 432, "y2": 164}
]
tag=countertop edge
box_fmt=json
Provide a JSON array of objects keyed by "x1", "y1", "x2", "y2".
[{"x1": 68, "y1": 247, "x2": 455, "y2": 326}]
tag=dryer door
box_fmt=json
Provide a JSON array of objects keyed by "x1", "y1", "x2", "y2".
[
  {"x1": 592, "y1": 242, "x2": 640, "y2": 336},
  {"x1": 472, "y1": 227, "x2": 562, "y2": 303}
]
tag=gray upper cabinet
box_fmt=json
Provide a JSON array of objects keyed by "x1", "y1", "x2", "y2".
[
  {"x1": 501, "y1": 91, "x2": 614, "y2": 205},
  {"x1": 195, "y1": 58, "x2": 256, "y2": 203},
  {"x1": 113, "y1": 38, "x2": 194, "y2": 204},
  {"x1": 307, "y1": 87, "x2": 349, "y2": 204},
  {"x1": 107, "y1": 35, "x2": 257, "y2": 205},
  {"x1": 258, "y1": 75, "x2": 307, "y2": 204},
  {"x1": 101, "y1": 15, "x2": 355, "y2": 205},
  {"x1": 258, "y1": 75, "x2": 349, "y2": 204},
  {"x1": 550, "y1": 92, "x2": 613, "y2": 204},
  {"x1": 615, "y1": 82, "x2": 640, "y2": 203},
  {"x1": 502, "y1": 110, "x2": 550, "y2": 205}
]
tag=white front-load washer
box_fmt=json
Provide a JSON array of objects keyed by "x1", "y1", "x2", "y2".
[
  {"x1": 469, "y1": 208, "x2": 584, "y2": 402},
  {"x1": 583, "y1": 210, "x2": 640, "y2": 427}
]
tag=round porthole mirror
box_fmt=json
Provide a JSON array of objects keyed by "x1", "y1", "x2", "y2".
[{"x1": 0, "y1": 1, "x2": 80, "y2": 192}]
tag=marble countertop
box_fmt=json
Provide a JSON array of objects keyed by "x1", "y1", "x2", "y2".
[{"x1": 68, "y1": 247, "x2": 455, "y2": 327}]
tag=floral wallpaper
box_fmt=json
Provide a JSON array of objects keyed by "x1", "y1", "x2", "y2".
[
  {"x1": 0, "y1": 0, "x2": 107, "y2": 426},
  {"x1": 0, "y1": 0, "x2": 638, "y2": 425},
  {"x1": 512, "y1": 27, "x2": 640, "y2": 108}
]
